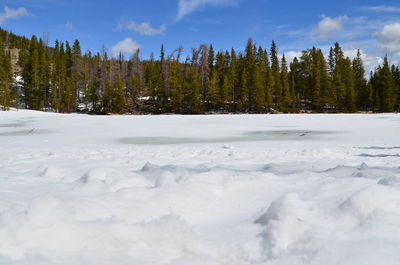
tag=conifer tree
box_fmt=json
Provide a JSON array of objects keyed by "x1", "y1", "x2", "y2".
[
  {"x1": 310, "y1": 49, "x2": 322, "y2": 110},
  {"x1": 342, "y1": 57, "x2": 356, "y2": 112},
  {"x1": 330, "y1": 43, "x2": 346, "y2": 110},
  {"x1": 374, "y1": 56, "x2": 397, "y2": 112},
  {"x1": 208, "y1": 44, "x2": 215, "y2": 72},
  {"x1": 207, "y1": 68, "x2": 219, "y2": 111},
  {"x1": 391, "y1": 65, "x2": 400, "y2": 110},
  {"x1": 244, "y1": 38, "x2": 256, "y2": 111},
  {"x1": 253, "y1": 65, "x2": 265, "y2": 113},
  {"x1": 237, "y1": 68, "x2": 248, "y2": 112},
  {"x1": 270, "y1": 41, "x2": 282, "y2": 108},
  {"x1": 289, "y1": 57, "x2": 300, "y2": 109},
  {"x1": 169, "y1": 58, "x2": 183, "y2": 113},
  {"x1": 257, "y1": 47, "x2": 272, "y2": 108},
  {"x1": 0, "y1": 37, "x2": 12, "y2": 110},
  {"x1": 72, "y1": 40, "x2": 84, "y2": 104},
  {"x1": 319, "y1": 50, "x2": 335, "y2": 108},
  {"x1": 23, "y1": 36, "x2": 42, "y2": 110},
  {"x1": 353, "y1": 50, "x2": 369, "y2": 110},
  {"x1": 281, "y1": 55, "x2": 291, "y2": 111},
  {"x1": 229, "y1": 48, "x2": 239, "y2": 111},
  {"x1": 38, "y1": 39, "x2": 51, "y2": 110}
]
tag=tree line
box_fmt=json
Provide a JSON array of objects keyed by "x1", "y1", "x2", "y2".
[{"x1": 0, "y1": 28, "x2": 399, "y2": 113}]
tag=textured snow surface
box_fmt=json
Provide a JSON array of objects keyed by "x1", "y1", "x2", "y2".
[{"x1": 1, "y1": 110, "x2": 400, "y2": 265}]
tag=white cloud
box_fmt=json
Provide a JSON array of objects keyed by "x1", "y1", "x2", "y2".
[
  {"x1": 344, "y1": 49, "x2": 383, "y2": 74},
  {"x1": 374, "y1": 22, "x2": 400, "y2": 44},
  {"x1": 177, "y1": 0, "x2": 237, "y2": 21},
  {"x1": 311, "y1": 15, "x2": 348, "y2": 40},
  {"x1": 364, "y1": 5, "x2": 400, "y2": 13},
  {"x1": 374, "y1": 22, "x2": 400, "y2": 53},
  {"x1": 116, "y1": 22, "x2": 166, "y2": 36},
  {"x1": 111, "y1": 38, "x2": 141, "y2": 57},
  {"x1": 283, "y1": 51, "x2": 303, "y2": 63},
  {"x1": 64, "y1": 22, "x2": 73, "y2": 30},
  {"x1": 281, "y1": 48, "x2": 383, "y2": 77},
  {"x1": 0, "y1": 6, "x2": 29, "y2": 25}
]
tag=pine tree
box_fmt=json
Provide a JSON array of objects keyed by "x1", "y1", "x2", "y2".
[
  {"x1": 331, "y1": 43, "x2": 346, "y2": 110},
  {"x1": 169, "y1": 59, "x2": 183, "y2": 113},
  {"x1": 23, "y1": 36, "x2": 42, "y2": 110},
  {"x1": 376, "y1": 56, "x2": 397, "y2": 112},
  {"x1": 0, "y1": 37, "x2": 12, "y2": 110},
  {"x1": 353, "y1": 50, "x2": 369, "y2": 110},
  {"x1": 257, "y1": 47, "x2": 272, "y2": 108},
  {"x1": 229, "y1": 48, "x2": 239, "y2": 111},
  {"x1": 281, "y1": 55, "x2": 291, "y2": 111},
  {"x1": 392, "y1": 65, "x2": 400, "y2": 110},
  {"x1": 237, "y1": 68, "x2": 247, "y2": 112},
  {"x1": 253, "y1": 65, "x2": 265, "y2": 113},
  {"x1": 72, "y1": 40, "x2": 84, "y2": 104},
  {"x1": 244, "y1": 38, "x2": 256, "y2": 111},
  {"x1": 208, "y1": 44, "x2": 215, "y2": 71},
  {"x1": 341, "y1": 57, "x2": 356, "y2": 112},
  {"x1": 310, "y1": 49, "x2": 322, "y2": 110},
  {"x1": 319, "y1": 50, "x2": 335, "y2": 109},
  {"x1": 270, "y1": 41, "x2": 282, "y2": 108},
  {"x1": 207, "y1": 68, "x2": 219, "y2": 111},
  {"x1": 289, "y1": 57, "x2": 300, "y2": 109},
  {"x1": 38, "y1": 39, "x2": 51, "y2": 110}
]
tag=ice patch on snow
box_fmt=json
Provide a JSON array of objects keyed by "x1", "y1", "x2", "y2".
[
  {"x1": 117, "y1": 130, "x2": 338, "y2": 145},
  {"x1": 0, "y1": 129, "x2": 50, "y2": 136}
]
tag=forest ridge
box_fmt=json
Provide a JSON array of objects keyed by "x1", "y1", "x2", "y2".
[{"x1": 0, "y1": 29, "x2": 399, "y2": 114}]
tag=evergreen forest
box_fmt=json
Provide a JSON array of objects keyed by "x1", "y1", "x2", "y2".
[{"x1": 0, "y1": 28, "x2": 399, "y2": 114}]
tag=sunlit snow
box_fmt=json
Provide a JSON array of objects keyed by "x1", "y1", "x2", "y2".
[{"x1": 1, "y1": 110, "x2": 400, "y2": 265}]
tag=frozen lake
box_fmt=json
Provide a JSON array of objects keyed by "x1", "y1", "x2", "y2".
[
  {"x1": 117, "y1": 130, "x2": 338, "y2": 145},
  {"x1": 1, "y1": 110, "x2": 400, "y2": 265}
]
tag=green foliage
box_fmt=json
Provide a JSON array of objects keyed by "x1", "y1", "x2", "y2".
[
  {"x1": 0, "y1": 27, "x2": 399, "y2": 114},
  {"x1": 0, "y1": 36, "x2": 12, "y2": 110}
]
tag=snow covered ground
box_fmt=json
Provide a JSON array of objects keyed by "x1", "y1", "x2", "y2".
[{"x1": 1, "y1": 110, "x2": 400, "y2": 265}]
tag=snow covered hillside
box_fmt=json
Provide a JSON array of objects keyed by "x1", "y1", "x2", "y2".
[{"x1": 1, "y1": 110, "x2": 400, "y2": 265}]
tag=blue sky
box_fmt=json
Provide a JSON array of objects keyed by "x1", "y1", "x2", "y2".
[{"x1": 1, "y1": 0, "x2": 400, "y2": 71}]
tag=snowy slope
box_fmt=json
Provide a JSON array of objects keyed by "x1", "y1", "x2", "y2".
[{"x1": 0, "y1": 110, "x2": 400, "y2": 265}]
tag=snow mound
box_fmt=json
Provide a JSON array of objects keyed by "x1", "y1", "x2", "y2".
[
  {"x1": 340, "y1": 185, "x2": 400, "y2": 221},
  {"x1": 141, "y1": 162, "x2": 188, "y2": 187},
  {"x1": 263, "y1": 162, "x2": 311, "y2": 175},
  {"x1": 39, "y1": 166, "x2": 63, "y2": 179},
  {"x1": 378, "y1": 174, "x2": 400, "y2": 188},
  {"x1": 256, "y1": 193, "x2": 316, "y2": 257},
  {"x1": 107, "y1": 174, "x2": 153, "y2": 192},
  {"x1": 319, "y1": 163, "x2": 399, "y2": 180},
  {"x1": 79, "y1": 168, "x2": 124, "y2": 185},
  {"x1": 0, "y1": 201, "x2": 199, "y2": 263}
]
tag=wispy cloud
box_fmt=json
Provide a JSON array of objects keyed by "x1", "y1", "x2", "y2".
[
  {"x1": 64, "y1": 22, "x2": 73, "y2": 30},
  {"x1": 111, "y1": 38, "x2": 141, "y2": 57},
  {"x1": 176, "y1": 0, "x2": 237, "y2": 21},
  {"x1": 0, "y1": 6, "x2": 29, "y2": 25},
  {"x1": 310, "y1": 15, "x2": 348, "y2": 40},
  {"x1": 363, "y1": 5, "x2": 400, "y2": 13},
  {"x1": 116, "y1": 22, "x2": 166, "y2": 36}
]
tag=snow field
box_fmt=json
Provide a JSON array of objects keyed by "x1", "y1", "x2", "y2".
[{"x1": 0, "y1": 110, "x2": 400, "y2": 264}]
